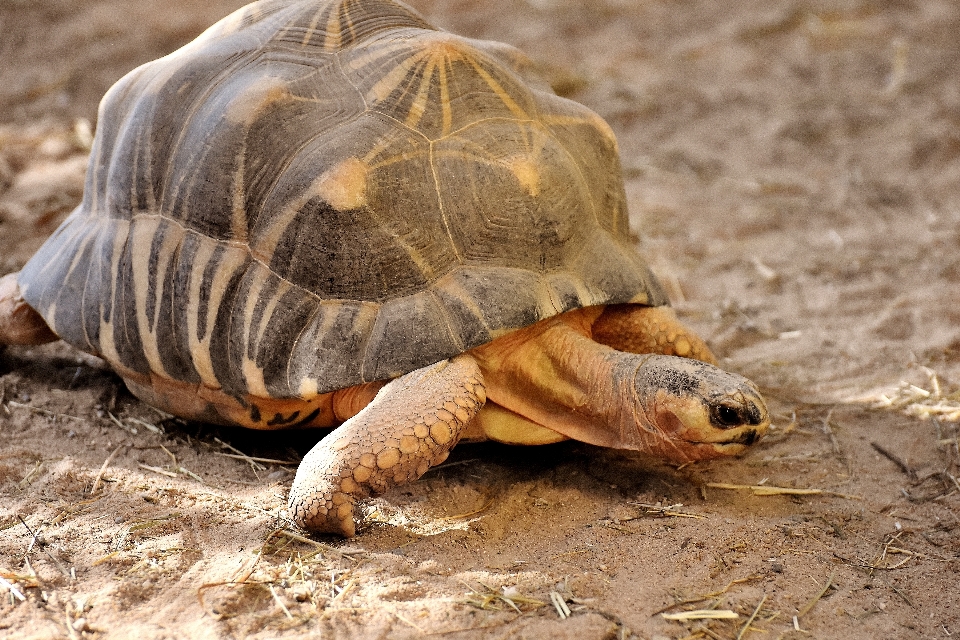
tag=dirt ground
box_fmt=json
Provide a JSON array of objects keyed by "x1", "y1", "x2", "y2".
[{"x1": 1, "y1": 0, "x2": 959, "y2": 638}]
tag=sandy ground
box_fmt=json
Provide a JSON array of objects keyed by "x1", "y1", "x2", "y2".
[{"x1": 2, "y1": 0, "x2": 959, "y2": 638}]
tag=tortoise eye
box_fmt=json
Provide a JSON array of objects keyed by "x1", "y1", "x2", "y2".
[{"x1": 711, "y1": 404, "x2": 743, "y2": 428}]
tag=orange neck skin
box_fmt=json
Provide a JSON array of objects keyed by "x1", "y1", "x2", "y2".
[
  {"x1": 469, "y1": 307, "x2": 738, "y2": 463},
  {"x1": 470, "y1": 308, "x2": 659, "y2": 450}
]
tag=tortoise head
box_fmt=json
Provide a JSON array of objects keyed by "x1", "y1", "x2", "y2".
[{"x1": 625, "y1": 355, "x2": 770, "y2": 462}]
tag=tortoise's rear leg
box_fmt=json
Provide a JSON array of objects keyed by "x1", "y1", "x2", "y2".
[
  {"x1": 592, "y1": 303, "x2": 716, "y2": 364},
  {"x1": 0, "y1": 273, "x2": 58, "y2": 345},
  {"x1": 288, "y1": 354, "x2": 486, "y2": 537}
]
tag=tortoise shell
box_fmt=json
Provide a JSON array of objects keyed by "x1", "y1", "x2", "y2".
[{"x1": 18, "y1": 0, "x2": 666, "y2": 402}]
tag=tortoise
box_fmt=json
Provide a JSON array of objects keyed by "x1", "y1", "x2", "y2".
[{"x1": 0, "y1": 0, "x2": 769, "y2": 537}]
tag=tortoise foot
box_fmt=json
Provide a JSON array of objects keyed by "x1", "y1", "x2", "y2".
[
  {"x1": 592, "y1": 304, "x2": 716, "y2": 364},
  {"x1": 288, "y1": 354, "x2": 486, "y2": 536}
]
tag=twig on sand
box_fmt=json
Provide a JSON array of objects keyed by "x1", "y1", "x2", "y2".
[
  {"x1": 821, "y1": 409, "x2": 842, "y2": 455},
  {"x1": 651, "y1": 575, "x2": 762, "y2": 616},
  {"x1": 797, "y1": 570, "x2": 835, "y2": 619},
  {"x1": 7, "y1": 401, "x2": 86, "y2": 423},
  {"x1": 705, "y1": 482, "x2": 860, "y2": 499},
  {"x1": 214, "y1": 437, "x2": 267, "y2": 472},
  {"x1": 736, "y1": 594, "x2": 767, "y2": 640},
  {"x1": 90, "y1": 445, "x2": 126, "y2": 494},
  {"x1": 215, "y1": 452, "x2": 298, "y2": 466},
  {"x1": 870, "y1": 442, "x2": 917, "y2": 480},
  {"x1": 662, "y1": 610, "x2": 739, "y2": 621},
  {"x1": 0, "y1": 575, "x2": 26, "y2": 602},
  {"x1": 629, "y1": 502, "x2": 708, "y2": 519},
  {"x1": 17, "y1": 517, "x2": 70, "y2": 579}
]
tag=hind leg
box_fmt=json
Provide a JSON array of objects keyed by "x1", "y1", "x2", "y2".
[
  {"x1": 0, "y1": 273, "x2": 58, "y2": 345},
  {"x1": 591, "y1": 304, "x2": 716, "y2": 364}
]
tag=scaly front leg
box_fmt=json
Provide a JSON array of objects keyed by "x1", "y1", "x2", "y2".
[
  {"x1": 592, "y1": 303, "x2": 717, "y2": 364},
  {"x1": 288, "y1": 355, "x2": 486, "y2": 536}
]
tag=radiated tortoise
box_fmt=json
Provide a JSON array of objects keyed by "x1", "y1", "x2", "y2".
[{"x1": 0, "y1": 0, "x2": 769, "y2": 536}]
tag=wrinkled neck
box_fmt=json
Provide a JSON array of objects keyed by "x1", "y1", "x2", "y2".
[{"x1": 470, "y1": 309, "x2": 658, "y2": 449}]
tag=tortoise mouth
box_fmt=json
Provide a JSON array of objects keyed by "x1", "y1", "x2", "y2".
[
  {"x1": 688, "y1": 428, "x2": 762, "y2": 449},
  {"x1": 722, "y1": 429, "x2": 761, "y2": 447}
]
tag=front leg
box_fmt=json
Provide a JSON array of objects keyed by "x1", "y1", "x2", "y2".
[
  {"x1": 288, "y1": 354, "x2": 486, "y2": 536},
  {"x1": 591, "y1": 304, "x2": 716, "y2": 364}
]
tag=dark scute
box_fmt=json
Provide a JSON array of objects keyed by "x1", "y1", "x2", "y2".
[
  {"x1": 240, "y1": 60, "x2": 364, "y2": 235},
  {"x1": 84, "y1": 226, "x2": 113, "y2": 350},
  {"x1": 207, "y1": 260, "x2": 251, "y2": 394},
  {"x1": 571, "y1": 234, "x2": 668, "y2": 308},
  {"x1": 254, "y1": 112, "x2": 456, "y2": 301},
  {"x1": 537, "y1": 92, "x2": 630, "y2": 238},
  {"x1": 18, "y1": 213, "x2": 92, "y2": 350},
  {"x1": 253, "y1": 286, "x2": 322, "y2": 397},
  {"x1": 242, "y1": 272, "x2": 282, "y2": 357},
  {"x1": 363, "y1": 293, "x2": 461, "y2": 382},
  {"x1": 153, "y1": 225, "x2": 199, "y2": 384},
  {"x1": 269, "y1": 197, "x2": 427, "y2": 300},
  {"x1": 433, "y1": 267, "x2": 542, "y2": 337},
  {"x1": 112, "y1": 242, "x2": 151, "y2": 374},
  {"x1": 434, "y1": 122, "x2": 592, "y2": 271},
  {"x1": 545, "y1": 273, "x2": 586, "y2": 314},
  {"x1": 289, "y1": 302, "x2": 378, "y2": 395}
]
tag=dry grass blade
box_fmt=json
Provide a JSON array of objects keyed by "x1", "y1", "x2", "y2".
[
  {"x1": 269, "y1": 583, "x2": 293, "y2": 619},
  {"x1": 214, "y1": 437, "x2": 267, "y2": 471},
  {"x1": 138, "y1": 463, "x2": 178, "y2": 478},
  {"x1": 629, "y1": 502, "x2": 707, "y2": 519},
  {"x1": 440, "y1": 495, "x2": 495, "y2": 522},
  {"x1": 90, "y1": 445, "x2": 125, "y2": 494},
  {"x1": 460, "y1": 581, "x2": 545, "y2": 612},
  {"x1": 550, "y1": 591, "x2": 571, "y2": 619},
  {"x1": 662, "y1": 610, "x2": 740, "y2": 621},
  {"x1": 706, "y1": 482, "x2": 860, "y2": 499},
  {"x1": 127, "y1": 417, "x2": 162, "y2": 433},
  {"x1": 736, "y1": 594, "x2": 767, "y2": 639},
  {"x1": 0, "y1": 575, "x2": 26, "y2": 601},
  {"x1": 797, "y1": 570, "x2": 835, "y2": 618},
  {"x1": 863, "y1": 367, "x2": 960, "y2": 421},
  {"x1": 7, "y1": 401, "x2": 86, "y2": 423},
  {"x1": 215, "y1": 452, "x2": 298, "y2": 466},
  {"x1": 651, "y1": 575, "x2": 762, "y2": 616}
]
